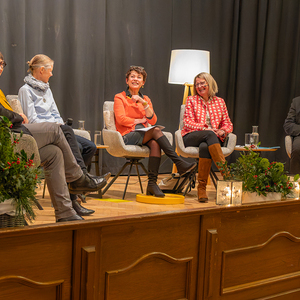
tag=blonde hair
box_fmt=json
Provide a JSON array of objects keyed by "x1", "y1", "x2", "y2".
[
  {"x1": 27, "y1": 54, "x2": 54, "y2": 74},
  {"x1": 193, "y1": 72, "x2": 218, "y2": 97}
]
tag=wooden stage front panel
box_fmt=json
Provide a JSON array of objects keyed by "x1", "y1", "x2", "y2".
[{"x1": 1, "y1": 197, "x2": 300, "y2": 299}]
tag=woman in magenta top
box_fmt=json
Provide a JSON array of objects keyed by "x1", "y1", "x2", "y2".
[
  {"x1": 182, "y1": 72, "x2": 233, "y2": 202},
  {"x1": 114, "y1": 66, "x2": 196, "y2": 197}
]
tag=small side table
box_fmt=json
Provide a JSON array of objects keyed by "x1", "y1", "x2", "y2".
[
  {"x1": 88, "y1": 145, "x2": 109, "y2": 176},
  {"x1": 234, "y1": 146, "x2": 279, "y2": 152},
  {"x1": 234, "y1": 146, "x2": 279, "y2": 162}
]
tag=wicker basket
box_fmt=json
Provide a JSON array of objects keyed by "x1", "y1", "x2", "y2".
[{"x1": 0, "y1": 214, "x2": 27, "y2": 228}]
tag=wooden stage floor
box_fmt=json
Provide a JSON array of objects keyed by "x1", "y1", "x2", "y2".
[{"x1": 31, "y1": 174, "x2": 219, "y2": 225}]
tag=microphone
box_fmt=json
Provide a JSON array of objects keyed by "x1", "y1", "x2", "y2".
[{"x1": 65, "y1": 118, "x2": 73, "y2": 126}]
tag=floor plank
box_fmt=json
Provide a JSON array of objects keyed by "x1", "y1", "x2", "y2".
[{"x1": 31, "y1": 174, "x2": 219, "y2": 226}]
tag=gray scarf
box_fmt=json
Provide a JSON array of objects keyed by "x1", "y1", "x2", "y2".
[{"x1": 24, "y1": 74, "x2": 50, "y2": 93}]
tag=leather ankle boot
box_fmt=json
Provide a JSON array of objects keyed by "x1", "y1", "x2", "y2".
[
  {"x1": 146, "y1": 156, "x2": 165, "y2": 197},
  {"x1": 72, "y1": 199, "x2": 95, "y2": 216},
  {"x1": 69, "y1": 173, "x2": 107, "y2": 193},
  {"x1": 198, "y1": 158, "x2": 212, "y2": 202}
]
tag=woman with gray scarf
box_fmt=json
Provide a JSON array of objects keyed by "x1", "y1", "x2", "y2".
[{"x1": 18, "y1": 54, "x2": 108, "y2": 216}]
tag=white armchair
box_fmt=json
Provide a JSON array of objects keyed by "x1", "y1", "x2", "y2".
[
  {"x1": 174, "y1": 104, "x2": 237, "y2": 188},
  {"x1": 102, "y1": 101, "x2": 173, "y2": 199}
]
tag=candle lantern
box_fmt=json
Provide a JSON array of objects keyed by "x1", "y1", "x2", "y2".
[
  {"x1": 216, "y1": 180, "x2": 243, "y2": 206},
  {"x1": 287, "y1": 176, "x2": 300, "y2": 199}
]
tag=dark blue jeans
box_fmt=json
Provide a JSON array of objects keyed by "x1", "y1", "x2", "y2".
[
  {"x1": 76, "y1": 134, "x2": 97, "y2": 167},
  {"x1": 60, "y1": 125, "x2": 97, "y2": 201}
]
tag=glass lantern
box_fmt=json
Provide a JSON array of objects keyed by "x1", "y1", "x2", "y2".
[
  {"x1": 287, "y1": 176, "x2": 300, "y2": 199},
  {"x1": 216, "y1": 180, "x2": 243, "y2": 206}
]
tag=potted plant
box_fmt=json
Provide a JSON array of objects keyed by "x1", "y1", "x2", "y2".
[
  {"x1": 0, "y1": 116, "x2": 41, "y2": 226},
  {"x1": 217, "y1": 147, "x2": 297, "y2": 203}
]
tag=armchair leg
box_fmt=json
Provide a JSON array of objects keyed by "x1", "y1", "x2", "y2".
[
  {"x1": 102, "y1": 158, "x2": 148, "y2": 199},
  {"x1": 43, "y1": 180, "x2": 47, "y2": 198},
  {"x1": 182, "y1": 168, "x2": 197, "y2": 196},
  {"x1": 123, "y1": 163, "x2": 134, "y2": 199},
  {"x1": 209, "y1": 169, "x2": 218, "y2": 189},
  {"x1": 33, "y1": 198, "x2": 44, "y2": 210},
  {"x1": 102, "y1": 161, "x2": 131, "y2": 195},
  {"x1": 138, "y1": 162, "x2": 148, "y2": 175},
  {"x1": 135, "y1": 163, "x2": 144, "y2": 194}
]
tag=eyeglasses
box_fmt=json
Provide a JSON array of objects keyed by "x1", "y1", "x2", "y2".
[
  {"x1": 195, "y1": 82, "x2": 208, "y2": 88},
  {"x1": 0, "y1": 61, "x2": 7, "y2": 68}
]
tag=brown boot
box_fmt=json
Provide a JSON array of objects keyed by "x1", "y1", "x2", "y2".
[
  {"x1": 208, "y1": 143, "x2": 227, "y2": 177},
  {"x1": 197, "y1": 158, "x2": 212, "y2": 202}
]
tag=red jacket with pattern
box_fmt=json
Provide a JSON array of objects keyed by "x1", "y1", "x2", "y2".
[{"x1": 181, "y1": 95, "x2": 233, "y2": 141}]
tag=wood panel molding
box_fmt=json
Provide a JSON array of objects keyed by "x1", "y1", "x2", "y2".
[
  {"x1": 221, "y1": 231, "x2": 300, "y2": 295},
  {"x1": 204, "y1": 229, "x2": 218, "y2": 298},
  {"x1": 105, "y1": 252, "x2": 193, "y2": 300},
  {"x1": 255, "y1": 287, "x2": 300, "y2": 299},
  {"x1": 80, "y1": 246, "x2": 96, "y2": 300},
  {"x1": 0, "y1": 275, "x2": 64, "y2": 299}
]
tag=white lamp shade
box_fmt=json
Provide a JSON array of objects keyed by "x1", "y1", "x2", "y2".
[{"x1": 168, "y1": 49, "x2": 210, "y2": 85}]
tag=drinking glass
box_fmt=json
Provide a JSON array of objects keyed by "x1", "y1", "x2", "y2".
[
  {"x1": 245, "y1": 133, "x2": 252, "y2": 147},
  {"x1": 78, "y1": 120, "x2": 85, "y2": 130},
  {"x1": 94, "y1": 130, "x2": 102, "y2": 146},
  {"x1": 245, "y1": 133, "x2": 258, "y2": 148}
]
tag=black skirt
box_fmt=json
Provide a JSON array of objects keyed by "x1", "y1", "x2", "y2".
[{"x1": 123, "y1": 124, "x2": 145, "y2": 146}]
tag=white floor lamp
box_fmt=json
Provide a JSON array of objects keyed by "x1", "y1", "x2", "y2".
[
  {"x1": 168, "y1": 49, "x2": 210, "y2": 104},
  {"x1": 168, "y1": 49, "x2": 210, "y2": 172}
]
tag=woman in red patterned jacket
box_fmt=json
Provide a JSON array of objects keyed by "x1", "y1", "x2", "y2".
[{"x1": 182, "y1": 72, "x2": 233, "y2": 202}]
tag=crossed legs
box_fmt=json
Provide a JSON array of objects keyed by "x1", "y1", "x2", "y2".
[
  {"x1": 23, "y1": 123, "x2": 93, "y2": 220},
  {"x1": 141, "y1": 127, "x2": 196, "y2": 197}
]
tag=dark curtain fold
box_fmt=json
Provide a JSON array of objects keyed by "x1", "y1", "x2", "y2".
[{"x1": 0, "y1": 0, "x2": 300, "y2": 174}]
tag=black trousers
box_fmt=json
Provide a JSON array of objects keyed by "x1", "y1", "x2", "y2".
[
  {"x1": 183, "y1": 130, "x2": 222, "y2": 159},
  {"x1": 291, "y1": 135, "x2": 300, "y2": 174}
]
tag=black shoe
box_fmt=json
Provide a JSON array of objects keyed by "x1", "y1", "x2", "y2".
[
  {"x1": 90, "y1": 172, "x2": 111, "y2": 181},
  {"x1": 72, "y1": 200, "x2": 95, "y2": 216},
  {"x1": 69, "y1": 173, "x2": 107, "y2": 194},
  {"x1": 56, "y1": 214, "x2": 84, "y2": 222},
  {"x1": 103, "y1": 172, "x2": 111, "y2": 181}
]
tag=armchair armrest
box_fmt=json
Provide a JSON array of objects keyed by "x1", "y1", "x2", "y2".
[
  {"x1": 285, "y1": 135, "x2": 292, "y2": 158},
  {"x1": 73, "y1": 129, "x2": 91, "y2": 141},
  {"x1": 12, "y1": 133, "x2": 41, "y2": 166},
  {"x1": 102, "y1": 129, "x2": 150, "y2": 157},
  {"x1": 222, "y1": 133, "x2": 237, "y2": 156}
]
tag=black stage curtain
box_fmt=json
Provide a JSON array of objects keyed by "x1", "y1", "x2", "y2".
[{"x1": 0, "y1": 0, "x2": 300, "y2": 174}]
